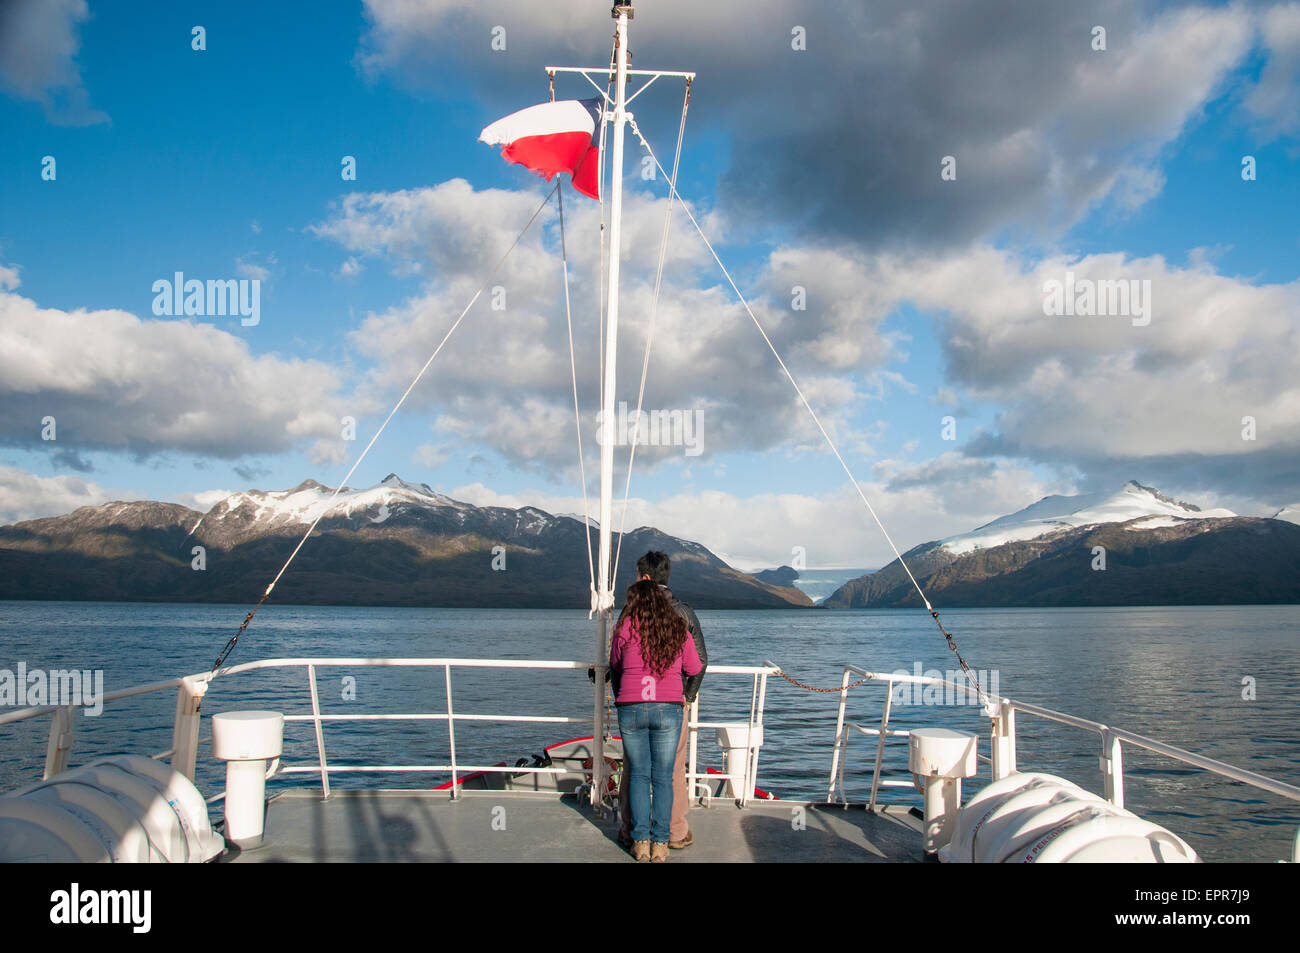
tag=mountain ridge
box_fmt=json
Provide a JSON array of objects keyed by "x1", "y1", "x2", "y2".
[
  {"x1": 824, "y1": 481, "x2": 1300, "y2": 608},
  {"x1": 0, "y1": 476, "x2": 811, "y2": 610}
]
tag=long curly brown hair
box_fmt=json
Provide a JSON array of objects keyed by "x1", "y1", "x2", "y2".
[{"x1": 615, "y1": 579, "x2": 688, "y2": 676}]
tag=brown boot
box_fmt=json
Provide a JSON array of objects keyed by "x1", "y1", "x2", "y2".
[
  {"x1": 632, "y1": 840, "x2": 651, "y2": 862},
  {"x1": 651, "y1": 842, "x2": 669, "y2": 863},
  {"x1": 669, "y1": 829, "x2": 693, "y2": 849}
]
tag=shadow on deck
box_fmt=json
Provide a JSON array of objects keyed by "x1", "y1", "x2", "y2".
[{"x1": 224, "y1": 789, "x2": 926, "y2": 863}]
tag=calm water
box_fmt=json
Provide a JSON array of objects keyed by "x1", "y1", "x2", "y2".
[{"x1": 1, "y1": 601, "x2": 1297, "y2": 862}]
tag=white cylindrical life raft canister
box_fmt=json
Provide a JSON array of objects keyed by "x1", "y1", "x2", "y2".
[
  {"x1": 211, "y1": 710, "x2": 283, "y2": 849},
  {"x1": 908, "y1": 728, "x2": 979, "y2": 854},
  {"x1": 937, "y1": 771, "x2": 1199, "y2": 863},
  {"x1": 0, "y1": 755, "x2": 224, "y2": 863},
  {"x1": 715, "y1": 723, "x2": 764, "y2": 800}
]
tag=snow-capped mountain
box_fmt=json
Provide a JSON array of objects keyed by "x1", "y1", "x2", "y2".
[
  {"x1": 939, "y1": 481, "x2": 1236, "y2": 555},
  {"x1": 823, "y1": 480, "x2": 1300, "y2": 608},
  {"x1": 0, "y1": 476, "x2": 811, "y2": 609},
  {"x1": 206, "y1": 473, "x2": 466, "y2": 529}
]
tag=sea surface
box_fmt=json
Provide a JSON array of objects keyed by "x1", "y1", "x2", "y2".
[{"x1": 1, "y1": 601, "x2": 1297, "y2": 863}]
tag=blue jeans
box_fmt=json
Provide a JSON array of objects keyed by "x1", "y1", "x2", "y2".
[{"x1": 617, "y1": 702, "x2": 682, "y2": 844}]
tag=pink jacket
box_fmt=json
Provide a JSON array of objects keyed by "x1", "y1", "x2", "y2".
[{"x1": 609, "y1": 616, "x2": 703, "y2": 704}]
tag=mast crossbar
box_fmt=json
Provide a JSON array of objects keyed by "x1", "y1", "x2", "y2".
[{"x1": 546, "y1": 67, "x2": 695, "y2": 108}]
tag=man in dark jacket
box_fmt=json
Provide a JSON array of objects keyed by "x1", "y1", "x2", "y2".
[{"x1": 617, "y1": 550, "x2": 707, "y2": 850}]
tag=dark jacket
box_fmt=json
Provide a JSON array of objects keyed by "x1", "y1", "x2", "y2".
[{"x1": 664, "y1": 585, "x2": 707, "y2": 703}]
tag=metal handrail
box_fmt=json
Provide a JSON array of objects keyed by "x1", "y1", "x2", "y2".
[
  {"x1": 0, "y1": 657, "x2": 779, "y2": 805},
  {"x1": 826, "y1": 664, "x2": 1300, "y2": 825},
  {"x1": 0, "y1": 676, "x2": 183, "y2": 726},
  {"x1": 683, "y1": 664, "x2": 777, "y2": 808},
  {"x1": 224, "y1": 657, "x2": 591, "y2": 796}
]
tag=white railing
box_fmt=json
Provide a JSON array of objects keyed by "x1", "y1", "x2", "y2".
[
  {"x1": 0, "y1": 656, "x2": 778, "y2": 807},
  {"x1": 826, "y1": 664, "x2": 1300, "y2": 860},
  {"x1": 221, "y1": 658, "x2": 596, "y2": 798},
  {"x1": 686, "y1": 663, "x2": 777, "y2": 808}
]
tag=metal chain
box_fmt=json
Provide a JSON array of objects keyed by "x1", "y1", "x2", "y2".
[
  {"x1": 212, "y1": 594, "x2": 272, "y2": 672},
  {"x1": 774, "y1": 669, "x2": 875, "y2": 693}
]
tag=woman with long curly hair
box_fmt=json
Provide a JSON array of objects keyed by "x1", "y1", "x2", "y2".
[{"x1": 609, "y1": 578, "x2": 703, "y2": 862}]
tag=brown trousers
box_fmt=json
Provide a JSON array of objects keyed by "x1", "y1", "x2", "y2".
[{"x1": 618, "y1": 702, "x2": 691, "y2": 842}]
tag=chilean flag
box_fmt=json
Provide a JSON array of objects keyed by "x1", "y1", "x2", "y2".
[{"x1": 479, "y1": 98, "x2": 603, "y2": 200}]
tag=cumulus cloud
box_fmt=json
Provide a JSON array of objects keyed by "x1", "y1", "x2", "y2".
[
  {"x1": 310, "y1": 172, "x2": 1300, "y2": 507},
  {"x1": 0, "y1": 0, "x2": 107, "y2": 125},
  {"x1": 870, "y1": 246, "x2": 1300, "y2": 503},
  {"x1": 312, "y1": 180, "x2": 901, "y2": 475},
  {"x1": 450, "y1": 458, "x2": 1057, "y2": 568},
  {"x1": 0, "y1": 465, "x2": 124, "y2": 524},
  {"x1": 356, "y1": 0, "x2": 1264, "y2": 248},
  {"x1": 0, "y1": 283, "x2": 352, "y2": 458}
]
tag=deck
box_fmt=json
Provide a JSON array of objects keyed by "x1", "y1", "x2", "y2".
[{"x1": 222, "y1": 788, "x2": 927, "y2": 863}]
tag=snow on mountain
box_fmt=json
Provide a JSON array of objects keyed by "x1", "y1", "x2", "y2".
[
  {"x1": 207, "y1": 473, "x2": 466, "y2": 527},
  {"x1": 939, "y1": 481, "x2": 1236, "y2": 555},
  {"x1": 1274, "y1": 505, "x2": 1300, "y2": 525}
]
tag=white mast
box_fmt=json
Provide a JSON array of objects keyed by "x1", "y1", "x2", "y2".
[
  {"x1": 590, "y1": 0, "x2": 632, "y2": 807},
  {"x1": 548, "y1": 1, "x2": 692, "y2": 807}
]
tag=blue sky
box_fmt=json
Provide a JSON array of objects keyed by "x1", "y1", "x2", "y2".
[{"x1": 1, "y1": 0, "x2": 1298, "y2": 570}]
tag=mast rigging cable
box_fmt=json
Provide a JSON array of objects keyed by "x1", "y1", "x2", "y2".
[
  {"x1": 627, "y1": 120, "x2": 991, "y2": 711},
  {"x1": 211, "y1": 183, "x2": 561, "y2": 673}
]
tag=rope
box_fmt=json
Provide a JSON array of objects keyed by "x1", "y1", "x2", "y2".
[
  {"x1": 611, "y1": 80, "x2": 691, "y2": 591},
  {"x1": 556, "y1": 181, "x2": 599, "y2": 615},
  {"x1": 211, "y1": 182, "x2": 561, "y2": 673},
  {"x1": 627, "y1": 129, "x2": 992, "y2": 712}
]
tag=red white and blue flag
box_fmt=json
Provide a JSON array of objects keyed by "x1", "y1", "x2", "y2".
[{"x1": 479, "y1": 98, "x2": 603, "y2": 200}]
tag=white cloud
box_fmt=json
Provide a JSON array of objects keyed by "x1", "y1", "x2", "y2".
[
  {"x1": 174, "y1": 488, "x2": 233, "y2": 513},
  {"x1": 308, "y1": 439, "x2": 350, "y2": 467},
  {"x1": 897, "y1": 248, "x2": 1300, "y2": 463},
  {"x1": 235, "y1": 254, "x2": 275, "y2": 283},
  {"x1": 313, "y1": 180, "x2": 901, "y2": 474},
  {"x1": 0, "y1": 465, "x2": 125, "y2": 524},
  {"x1": 412, "y1": 443, "x2": 450, "y2": 470},
  {"x1": 310, "y1": 170, "x2": 1300, "y2": 505},
  {"x1": 0, "y1": 264, "x2": 19, "y2": 291},
  {"x1": 828, "y1": 244, "x2": 1300, "y2": 504},
  {"x1": 450, "y1": 459, "x2": 1056, "y2": 569},
  {"x1": 0, "y1": 0, "x2": 106, "y2": 125},
  {"x1": 0, "y1": 282, "x2": 352, "y2": 457}
]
